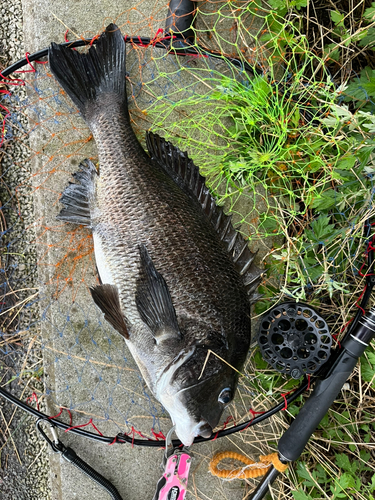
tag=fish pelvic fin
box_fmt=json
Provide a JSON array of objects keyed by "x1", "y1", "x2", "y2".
[
  {"x1": 90, "y1": 284, "x2": 129, "y2": 339},
  {"x1": 146, "y1": 132, "x2": 264, "y2": 299},
  {"x1": 56, "y1": 159, "x2": 98, "y2": 226},
  {"x1": 136, "y1": 244, "x2": 181, "y2": 343},
  {"x1": 48, "y1": 23, "x2": 127, "y2": 121}
]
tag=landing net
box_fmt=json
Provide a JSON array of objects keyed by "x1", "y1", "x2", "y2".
[{"x1": 1, "y1": 2, "x2": 374, "y2": 497}]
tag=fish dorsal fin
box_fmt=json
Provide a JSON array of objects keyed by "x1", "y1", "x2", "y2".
[
  {"x1": 136, "y1": 244, "x2": 181, "y2": 343},
  {"x1": 90, "y1": 284, "x2": 129, "y2": 339},
  {"x1": 146, "y1": 132, "x2": 263, "y2": 296}
]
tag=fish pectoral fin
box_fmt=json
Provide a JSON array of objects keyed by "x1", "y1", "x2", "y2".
[
  {"x1": 90, "y1": 284, "x2": 129, "y2": 339},
  {"x1": 56, "y1": 159, "x2": 98, "y2": 226},
  {"x1": 136, "y1": 244, "x2": 181, "y2": 343}
]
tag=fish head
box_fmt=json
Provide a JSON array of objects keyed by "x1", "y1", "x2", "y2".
[
  {"x1": 175, "y1": 369, "x2": 237, "y2": 446},
  {"x1": 157, "y1": 346, "x2": 240, "y2": 446}
]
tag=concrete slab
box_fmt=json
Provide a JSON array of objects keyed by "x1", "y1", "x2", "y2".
[{"x1": 17, "y1": 1, "x2": 283, "y2": 499}]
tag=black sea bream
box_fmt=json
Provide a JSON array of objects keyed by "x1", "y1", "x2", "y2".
[{"x1": 48, "y1": 24, "x2": 262, "y2": 446}]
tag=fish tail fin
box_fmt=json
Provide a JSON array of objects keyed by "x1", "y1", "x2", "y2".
[{"x1": 48, "y1": 23, "x2": 127, "y2": 120}]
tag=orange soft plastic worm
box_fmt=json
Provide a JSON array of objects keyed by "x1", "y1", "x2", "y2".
[{"x1": 209, "y1": 451, "x2": 288, "y2": 479}]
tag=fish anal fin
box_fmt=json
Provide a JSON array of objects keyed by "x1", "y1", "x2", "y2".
[
  {"x1": 146, "y1": 131, "x2": 264, "y2": 301},
  {"x1": 90, "y1": 284, "x2": 129, "y2": 339},
  {"x1": 57, "y1": 159, "x2": 98, "y2": 226},
  {"x1": 136, "y1": 244, "x2": 181, "y2": 343}
]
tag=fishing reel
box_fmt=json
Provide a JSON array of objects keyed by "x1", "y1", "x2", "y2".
[{"x1": 257, "y1": 302, "x2": 332, "y2": 379}]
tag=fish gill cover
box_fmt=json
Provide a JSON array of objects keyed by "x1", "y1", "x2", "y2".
[{"x1": 0, "y1": 0, "x2": 375, "y2": 497}]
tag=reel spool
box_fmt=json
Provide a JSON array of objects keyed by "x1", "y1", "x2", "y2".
[{"x1": 258, "y1": 302, "x2": 332, "y2": 379}]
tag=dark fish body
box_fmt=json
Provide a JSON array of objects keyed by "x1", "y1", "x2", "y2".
[{"x1": 49, "y1": 25, "x2": 262, "y2": 445}]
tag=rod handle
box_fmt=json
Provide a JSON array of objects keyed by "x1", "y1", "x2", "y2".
[
  {"x1": 165, "y1": 0, "x2": 196, "y2": 39},
  {"x1": 279, "y1": 336, "x2": 366, "y2": 462}
]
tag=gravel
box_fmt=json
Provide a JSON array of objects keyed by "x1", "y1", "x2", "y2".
[{"x1": 0, "y1": 2, "x2": 51, "y2": 499}]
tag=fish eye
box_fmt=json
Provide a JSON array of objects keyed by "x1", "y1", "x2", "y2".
[{"x1": 218, "y1": 388, "x2": 232, "y2": 405}]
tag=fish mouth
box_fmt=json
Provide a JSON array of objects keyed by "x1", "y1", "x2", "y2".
[
  {"x1": 196, "y1": 422, "x2": 212, "y2": 439},
  {"x1": 174, "y1": 420, "x2": 213, "y2": 446}
]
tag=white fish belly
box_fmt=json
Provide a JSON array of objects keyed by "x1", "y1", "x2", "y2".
[{"x1": 93, "y1": 232, "x2": 115, "y2": 285}]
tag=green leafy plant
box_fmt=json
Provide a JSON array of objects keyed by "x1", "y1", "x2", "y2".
[
  {"x1": 293, "y1": 452, "x2": 375, "y2": 500},
  {"x1": 151, "y1": 34, "x2": 375, "y2": 300},
  {"x1": 148, "y1": 4, "x2": 375, "y2": 499}
]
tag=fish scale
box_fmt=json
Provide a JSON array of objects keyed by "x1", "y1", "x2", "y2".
[
  {"x1": 94, "y1": 134, "x2": 240, "y2": 328},
  {"x1": 49, "y1": 23, "x2": 262, "y2": 446}
]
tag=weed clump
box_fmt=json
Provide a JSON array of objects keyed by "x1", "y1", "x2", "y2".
[{"x1": 148, "y1": 3, "x2": 375, "y2": 498}]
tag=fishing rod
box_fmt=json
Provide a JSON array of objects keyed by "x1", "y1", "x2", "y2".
[
  {"x1": 249, "y1": 222, "x2": 375, "y2": 500},
  {"x1": 1, "y1": 1, "x2": 373, "y2": 498},
  {"x1": 249, "y1": 306, "x2": 375, "y2": 499},
  {"x1": 1, "y1": 222, "x2": 372, "y2": 500}
]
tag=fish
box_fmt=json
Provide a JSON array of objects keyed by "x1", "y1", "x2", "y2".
[{"x1": 48, "y1": 24, "x2": 262, "y2": 446}]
